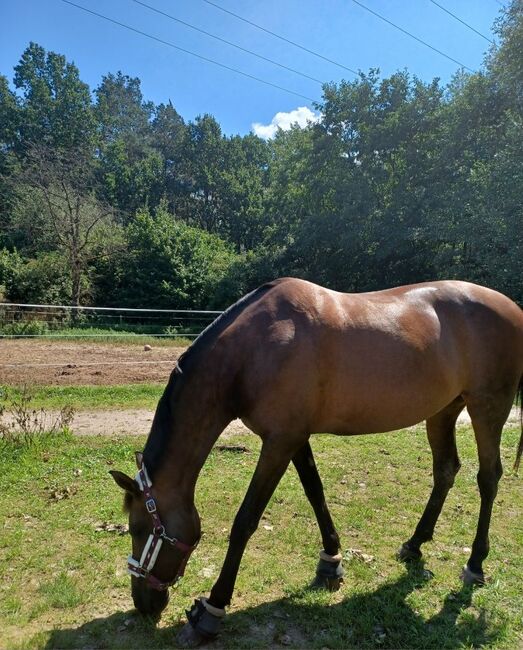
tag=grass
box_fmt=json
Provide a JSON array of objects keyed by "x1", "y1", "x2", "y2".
[
  {"x1": 0, "y1": 425, "x2": 522, "y2": 649},
  {"x1": 15, "y1": 385, "x2": 520, "y2": 412},
  {"x1": 6, "y1": 384, "x2": 165, "y2": 410}
]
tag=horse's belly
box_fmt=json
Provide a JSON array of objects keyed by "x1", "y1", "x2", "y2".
[
  {"x1": 316, "y1": 404, "x2": 445, "y2": 435},
  {"x1": 313, "y1": 366, "x2": 461, "y2": 435}
]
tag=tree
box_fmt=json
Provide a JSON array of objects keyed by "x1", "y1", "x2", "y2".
[
  {"x1": 10, "y1": 144, "x2": 118, "y2": 305},
  {"x1": 95, "y1": 71, "x2": 153, "y2": 147},
  {"x1": 12, "y1": 42, "x2": 96, "y2": 151},
  {"x1": 177, "y1": 114, "x2": 226, "y2": 233},
  {"x1": 95, "y1": 72, "x2": 167, "y2": 217},
  {"x1": 488, "y1": 0, "x2": 523, "y2": 114}
]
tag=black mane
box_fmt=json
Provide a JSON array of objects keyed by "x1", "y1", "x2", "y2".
[{"x1": 142, "y1": 281, "x2": 277, "y2": 475}]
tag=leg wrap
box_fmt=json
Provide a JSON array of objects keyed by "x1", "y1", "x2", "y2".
[
  {"x1": 186, "y1": 598, "x2": 225, "y2": 639},
  {"x1": 397, "y1": 542, "x2": 422, "y2": 562},
  {"x1": 312, "y1": 551, "x2": 344, "y2": 590}
]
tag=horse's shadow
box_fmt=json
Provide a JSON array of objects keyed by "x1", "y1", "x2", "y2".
[{"x1": 45, "y1": 564, "x2": 500, "y2": 649}]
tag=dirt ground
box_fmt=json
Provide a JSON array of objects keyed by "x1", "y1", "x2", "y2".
[{"x1": 0, "y1": 339, "x2": 185, "y2": 385}]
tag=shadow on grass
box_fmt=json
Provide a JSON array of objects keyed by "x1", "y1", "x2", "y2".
[{"x1": 44, "y1": 564, "x2": 502, "y2": 649}]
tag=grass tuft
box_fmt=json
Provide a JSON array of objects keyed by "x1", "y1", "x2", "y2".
[{"x1": 39, "y1": 573, "x2": 84, "y2": 610}]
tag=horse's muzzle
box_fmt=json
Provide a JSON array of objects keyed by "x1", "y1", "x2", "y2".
[{"x1": 132, "y1": 581, "x2": 169, "y2": 617}]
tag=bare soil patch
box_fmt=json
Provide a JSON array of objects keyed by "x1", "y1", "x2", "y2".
[
  {"x1": 0, "y1": 339, "x2": 185, "y2": 385},
  {"x1": 69, "y1": 410, "x2": 250, "y2": 438}
]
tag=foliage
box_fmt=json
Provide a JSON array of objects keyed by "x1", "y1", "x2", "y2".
[
  {"x1": 5, "y1": 250, "x2": 71, "y2": 304},
  {"x1": 0, "y1": 247, "x2": 23, "y2": 299},
  {"x1": 1, "y1": 1, "x2": 522, "y2": 308},
  {"x1": 94, "y1": 203, "x2": 238, "y2": 309}
]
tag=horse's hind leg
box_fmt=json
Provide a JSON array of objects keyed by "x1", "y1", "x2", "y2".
[
  {"x1": 399, "y1": 397, "x2": 464, "y2": 562},
  {"x1": 292, "y1": 441, "x2": 343, "y2": 590},
  {"x1": 461, "y1": 393, "x2": 513, "y2": 585}
]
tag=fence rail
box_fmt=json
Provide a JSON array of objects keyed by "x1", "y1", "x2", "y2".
[{"x1": 0, "y1": 302, "x2": 223, "y2": 339}]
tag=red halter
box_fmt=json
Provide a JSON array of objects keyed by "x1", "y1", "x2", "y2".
[{"x1": 127, "y1": 453, "x2": 198, "y2": 591}]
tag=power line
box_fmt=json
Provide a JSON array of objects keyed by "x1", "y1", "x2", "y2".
[
  {"x1": 131, "y1": 0, "x2": 323, "y2": 85},
  {"x1": 429, "y1": 0, "x2": 495, "y2": 44},
  {"x1": 59, "y1": 0, "x2": 317, "y2": 102},
  {"x1": 201, "y1": 0, "x2": 359, "y2": 77},
  {"x1": 350, "y1": 0, "x2": 474, "y2": 72}
]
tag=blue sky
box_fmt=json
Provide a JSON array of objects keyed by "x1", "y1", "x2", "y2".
[{"x1": 1, "y1": 0, "x2": 504, "y2": 136}]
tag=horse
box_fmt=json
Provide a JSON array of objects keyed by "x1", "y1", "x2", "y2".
[{"x1": 110, "y1": 278, "x2": 523, "y2": 646}]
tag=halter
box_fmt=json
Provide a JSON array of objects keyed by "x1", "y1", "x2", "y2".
[{"x1": 127, "y1": 453, "x2": 198, "y2": 591}]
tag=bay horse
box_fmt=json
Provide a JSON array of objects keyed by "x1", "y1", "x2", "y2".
[{"x1": 111, "y1": 278, "x2": 523, "y2": 645}]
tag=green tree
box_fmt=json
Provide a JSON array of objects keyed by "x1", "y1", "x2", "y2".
[
  {"x1": 95, "y1": 71, "x2": 153, "y2": 146},
  {"x1": 12, "y1": 42, "x2": 96, "y2": 151}
]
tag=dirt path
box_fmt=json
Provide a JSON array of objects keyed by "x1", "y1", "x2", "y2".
[
  {"x1": 1, "y1": 340, "x2": 520, "y2": 437},
  {"x1": 70, "y1": 410, "x2": 250, "y2": 438},
  {"x1": 15, "y1": 407, "x2": 517, "y2": 437}
]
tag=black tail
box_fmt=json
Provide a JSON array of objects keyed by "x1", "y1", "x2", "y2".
[{"x1": 515, "y1": 377, "x2": 523, "y2": 473}]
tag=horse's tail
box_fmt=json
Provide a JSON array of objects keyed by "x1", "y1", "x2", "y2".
[{"x1": 514, "y1": 376, "x2": 523, "y2": 473}]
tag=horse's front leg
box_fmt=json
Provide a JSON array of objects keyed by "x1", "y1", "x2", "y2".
[
  {"x1": 177, "y1": 437, "x2": 297, "y2": 647},
  {"x1": 292, "y1": 441, "x2": 343, "y2": 590}
]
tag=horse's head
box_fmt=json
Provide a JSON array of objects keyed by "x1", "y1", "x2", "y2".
[{"x1": 110, "y1": 453, "x2": 200, "y2": 618}]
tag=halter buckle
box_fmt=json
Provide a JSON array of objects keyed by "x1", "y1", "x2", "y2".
[{"x1": 145, "y1": 498, "x2": 157, "y2": 513}]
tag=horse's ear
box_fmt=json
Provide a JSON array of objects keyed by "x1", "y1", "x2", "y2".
[{"x1": 109, "y1": 470, "x2": 140, "y2": 496}]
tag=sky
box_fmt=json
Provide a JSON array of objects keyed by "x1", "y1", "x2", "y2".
[{"x1": 0, "y1": 0, "x2": 505, "y2": 137}]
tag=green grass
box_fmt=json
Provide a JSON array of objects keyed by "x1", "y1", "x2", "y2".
[
  {"x1": 6, "y1": 384, "x2": 165, "y2": 410},
  {"x1": 0, "y1": 426, "x2": 521, "y2": 649}
]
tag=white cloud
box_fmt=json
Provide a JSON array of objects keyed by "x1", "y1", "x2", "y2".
[{"x1": 252, "y1": 106, "x2": 320, "y2": 139}]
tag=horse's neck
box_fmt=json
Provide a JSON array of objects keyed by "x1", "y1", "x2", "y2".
[{"x1": 145, "y1": 355, "x2": 233, "y2": 500}]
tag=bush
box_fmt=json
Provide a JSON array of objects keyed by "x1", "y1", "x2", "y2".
[
  {"x1": 0, "y1": 248, "x2": 23, "y2": 300},
  {"x1": 0, "y1": 320, "x2": 49, "y2": 336},
  {"x1": 0, "y1": 385, "x2": 74, "y2": 448},
  {"x1": 94, "y1": 204, "x2": 239, "y2": 309},
  {"x1": 6, "y1": 251, "x2": 72, "y2": 304}
]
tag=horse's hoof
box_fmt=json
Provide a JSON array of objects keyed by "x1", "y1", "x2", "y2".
[
  {"x1": 460, "y1": 564, "x2": 485, "y2": 586},
  {"x1": 179, "y1": 598, "x2": 225, "y2": 646},
  {"x1": 176, "y1": 621, "x2": 208, "y2": 648},
  {"x1": 397, "y1": 543, "x2": 422, "y2": 563},
  {"x1": 310, "y1": 574, "x2": 343, "y2": 591},
  {"x1": 311, "y1": 556, "x2": 344, "y2": 591}
]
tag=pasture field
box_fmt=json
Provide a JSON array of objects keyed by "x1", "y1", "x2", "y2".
[{"x1": 1, "y1": 424, "x2": 522, "y2": 649}]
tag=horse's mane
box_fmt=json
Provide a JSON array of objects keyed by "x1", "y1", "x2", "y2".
[{"x1": 143, "y1": 281, "x2": 277, "y2": 475}]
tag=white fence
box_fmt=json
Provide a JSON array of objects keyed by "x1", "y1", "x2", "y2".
[{"x1": 0, "y1": 302, "x2": 223, "y2": 339}]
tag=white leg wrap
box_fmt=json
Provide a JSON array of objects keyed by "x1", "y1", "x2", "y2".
[
  {"x1": 319, "y1": 550, "x2": 343, "y2": 563},
  {"x1": 201, "y1": 597, "x2": 226, "y2": 617}
]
